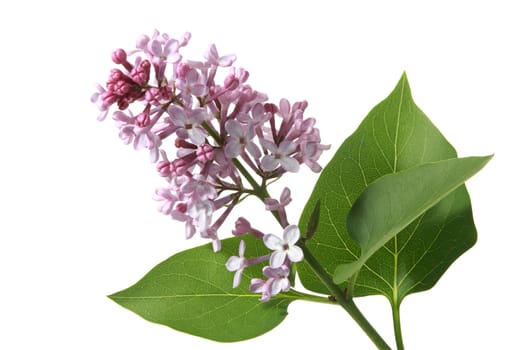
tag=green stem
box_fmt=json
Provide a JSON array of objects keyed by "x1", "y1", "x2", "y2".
[
  {"x1": 297, "y1": 240, "x2": 392, "y2": 350},
  {"x1": 286, "y1": 289, "x2": 337, "y2": 305},
  {"x1": 392, "y1": 301, "x2": 405, "y2": 350}
]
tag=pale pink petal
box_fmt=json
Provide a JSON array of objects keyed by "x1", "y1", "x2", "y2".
[
  {"x1": 270, "y1": 278, "x2": 290, "y2": 295},
  {"x1": 205, "y1": 44, "x2": 219, "y2": 62},
  {"x1": 263, "y1": 234, "x2": 283, "y2": 250},
  {"x1": 212, "y1": 238, "x2": 221, "y2": 252},
  {"x1": 269, "y1": 250, "x2": 286, "y2": 268},
  {"x1": 189, "y1": 84, "x2": 207, "y2": 96},
  {"x1": 225, "y1": 120, "x2": 243, "y2": 138},
  {"x1": 279, "y1": 141, "x2": 297, "y2": 155},
  {"x1": 283, "y1": 225, "x2": 300, "y2": 244},
  {"x1": 226, "y1": 256, "x2": 242, "y2": 271},
  {"x1": 279, "y1": 99, "x2": 291, "y2": 118},
  {"x1": 150, "y1": 40, "x2": 163, "y2": 57},
  {"x1": 261, "y1": 155, "x2": 279, "y2": 171},
  {"x1": 217, "y1": 54, "x2": 236, "y2": 67},
  {"x1": 233, "y1": 269, "x2": 243, "y2": 288},
  {"x1": 287, "y1": 246, "x2": 304, "y2": 263},
  {"x1": 249, "y1": 278, "x2": 266, "y2": 293},
  {"x1": 185, "y1": 221, "x2": 196, "y2": 239},
  {"x1": 246, "y1": 142, "x2": 261, "y2": 159},
  {"x1": 260, "y1": 139, "x2": 278, "y2": 153},
  {"x1": 280, "y1": 187, "x2": 291, "y2": 205},
  {"x1": 188, "y1": 128, "x2": 206, "y2": 145},
  {"x1": 164, "y1": 39, "x2": 180, "y2": 56},
  {"x1": 225, "y1": 140, "x2": 242, "y2": 158},
  {"x1": 280, "y1": 278, "x2": 291, "y2": 293},
  {"x1": 149, "y1": 147, "x2": 159, "y2": 163},
  {"x1": 279, "y1": 156, "x2": 300, "y2": 172},
  {"x1": 238, "y1": 240, "x2": 246, "y2": 257}
]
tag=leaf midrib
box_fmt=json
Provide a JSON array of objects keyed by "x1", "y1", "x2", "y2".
[
  {"x1": 112, "y1": 294, "x2": 290, "y2": 299},
  {"x1": 392, "y1": 74, "x2": 405, "y2": 307}
]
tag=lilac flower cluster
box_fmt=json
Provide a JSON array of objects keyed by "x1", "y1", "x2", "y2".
[{"x1": 92, "y1": 30, "x2": 329, "y2": 300}]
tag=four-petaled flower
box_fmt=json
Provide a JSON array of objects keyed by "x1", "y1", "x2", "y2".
[
  {"x1": 263, "y1": 225, "x2": 304, "y2": 268},
  {"x1": 204, "y1": 44, "x2": 236, "y2": 67},
  {"x1": 260, "y1": 140, "x2": 300, "y2": 172},
  {"x1": 224, "y1": 120, "x2": 261, "y2": 159},
  {"x1": 167, "y1": 104, "x2": 209, "y2": 145},
  {"x1": 225, "y1": 240, "x2": 247, "y2": 288},
  {"x1": 250, "y1": 265, "x2": 291, "y2": 302}
]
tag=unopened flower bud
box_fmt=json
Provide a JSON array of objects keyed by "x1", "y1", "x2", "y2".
[
  {"x1": 196, "y1": 144, "x2": 214, "y2": 163},
  {"x1": 156, "y1": 160, "x2": 172, "y2": 177},
  {"x1": 135, "y1": 112, "x2": 150, "y2": 128},
  {"x1": 112, "y1": 49, "x2": 128, "y2": 64}
]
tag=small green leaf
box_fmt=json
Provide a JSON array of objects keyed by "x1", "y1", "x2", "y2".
[
  {"x1": 333, "y1": 155, "x2": 492, "y2": 283},
  {"x1": 109, "y1": 235, "x2": 299, "y2": 342}
]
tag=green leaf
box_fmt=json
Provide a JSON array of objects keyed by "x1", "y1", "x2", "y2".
[
  {"x1": 109, "y1": 235, "x2": 299, "y2": 342},
  {"x1": 333, "y1": 155, "x2": 491, "y2": 283},
  {"x1": 297, "y1": 72, "x2": 486, "y2": 302}
]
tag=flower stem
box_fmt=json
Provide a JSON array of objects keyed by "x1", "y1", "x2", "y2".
[
  {"x1": 391, "y1": 301, "x2": 405, "y2": 350},
  {"x1": 297, "y1": 239, "x2": 392, "y2": 350}
]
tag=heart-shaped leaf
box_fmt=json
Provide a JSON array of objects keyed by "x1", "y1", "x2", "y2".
[
  {"x1": 297, "y1": 73, "x2": 484, "y2": 303},
  {"x1": 109, "y1": 235, "x2": 299, "y2": 342},
  {"x1": 333, "y1": 155, "x2": 491, "y2": 283}
]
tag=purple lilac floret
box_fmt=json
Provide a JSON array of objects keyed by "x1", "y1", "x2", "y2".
[
  {"x1": 93, "y1": 30, "x2": 328, "y2": 300},
  {"x1": 226, "y1": 219, "x2": 304, "y2": 301}
]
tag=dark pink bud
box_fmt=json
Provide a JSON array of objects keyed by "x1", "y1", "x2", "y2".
[
  {"x1": 114, "y1": 80, "x2": 131, "y2": 95},
  {"x1": 175, "y1": 202, "x2": 187, "y2": 213},
  {"x1": 156, "y1": 160, "x2": 172, "y2": 177},
  {"x1": 144, "y1": 88, "x2": 160, "y2": 104},
  {"x1": 101, "y1": 91, "x2": 118, "y2": 107},
  {"x1": 135, "y1": 112, "x2": 150, "y2": 128},
  {"x1": 175, "y1": 138, "x2": 197, "y2": 149},
  {"x1": 196, "y1": 144, "x2": 214, "y2": 163},
  {"x1": 117, "y1": 99, "x2": 130, "y2": 110},
  {"x1": 131, "y1": 60, "x2": 151, "y2": 84},
  {"x1": 112, "y1": 49, "x2": 128, "y2": 64},
  {"x1": 264, "y1": 103, "x2": 279, "y2": 114},
  {"x1": 232, "y1": 217, "x2": 252, "y2": 236},
  {"x1": 159, "y1": 86, "x2": 172, "y2": 100},
  {"x1": 108, "y1": 68, "x2": 125, "y2": 83},
  {"x1": 172, "y1": 158, "x2": 189, "y2": 175}
]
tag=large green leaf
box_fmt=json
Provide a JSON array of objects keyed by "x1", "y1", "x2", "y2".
[
  {"x1": 333, "y1": 156, "x2": 491, "y2": 284},
  {"x1": 109, "y1": 235, "x2": 299, "y2": 342},
  {"x1": 297, "y1": 73, "x2": 483, "y2": 302}
]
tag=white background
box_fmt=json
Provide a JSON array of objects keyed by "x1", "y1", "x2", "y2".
[{"x1": 1, "y1": 1, "x2": 523, "y2": 349}]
